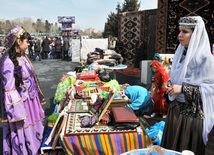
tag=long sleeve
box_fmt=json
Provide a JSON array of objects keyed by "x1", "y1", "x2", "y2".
[
  {"x1": 2, "y1": 58, "x2": 27, "y2": 122},
  {"x1": 182, "y1": 84, "x2": 204, "y2": 119}
]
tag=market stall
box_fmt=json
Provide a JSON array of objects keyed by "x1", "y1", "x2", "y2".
[{"x1": 40, "y1": 65, "x2": 154, "y2": 154}]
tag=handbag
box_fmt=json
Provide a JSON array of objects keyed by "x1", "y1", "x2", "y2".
[{"x1": 97, "y1": 69, "x2": 110, "y2": 82}]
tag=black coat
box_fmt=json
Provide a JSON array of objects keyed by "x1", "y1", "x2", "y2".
[
  {"x1": 34, "y1": 40, "x2": 41, "y2": 52},
  {"x1": 63, "y1": 38, "x2": 70, "y2": 51},
  {"x1": 42, "y1": 38, "x2": 51, "y2": 52}
]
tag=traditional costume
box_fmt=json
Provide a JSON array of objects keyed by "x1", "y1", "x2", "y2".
[
  {"x1": 161, "y1": 16, "x2": 214, "y2": 155},
  {"x1": 0, "y1": 26, "x2": 45, "y2": 155},
  {"x1": 150, "y1": 60, "x2": 170, "y2": 116}
]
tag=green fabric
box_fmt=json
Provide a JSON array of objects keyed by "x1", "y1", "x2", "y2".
[
  {"x1": 104, "y1": 80, "x2": 120, "y2": 92},
  {"x1": 53, "y1": 82, "x2": 71, "y2": 104},
  {"x1": 101, "y1": 91, "x2": 108, "y2": 99}
]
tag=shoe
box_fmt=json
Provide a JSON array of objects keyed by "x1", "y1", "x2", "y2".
[
  {"x1": 151, "y1": 113, "x2": 157, "y2": 118},
  {"x1": 162, "y1": 115, "x2": 167, "y2": 118}
]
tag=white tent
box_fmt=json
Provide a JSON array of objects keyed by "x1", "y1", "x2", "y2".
[
  {"x1": 72, "y1": 39, "x2": 81, "y2": 62},
  {"x1": 80, "y1": 38, "x2": 108, "y2": 60}
]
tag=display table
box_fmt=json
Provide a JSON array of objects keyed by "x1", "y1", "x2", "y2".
[
  {"x1": 106, "y1": 64, "x2": 127, "y2": 79},
  {"x1": 59, "y1": 123, "x2": 152, "y2": 155}
]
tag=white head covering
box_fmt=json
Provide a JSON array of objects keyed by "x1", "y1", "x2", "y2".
[{"x1": 169, "y1": 16, "x2": 214, "y2": 144}]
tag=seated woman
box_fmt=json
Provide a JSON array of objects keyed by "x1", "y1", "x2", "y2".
[{"x1": 124, "y1": 84, "x2": 154, "y2": 116}]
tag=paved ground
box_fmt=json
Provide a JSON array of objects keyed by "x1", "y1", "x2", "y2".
[{"x1": 0, "y1": 58, "x2": 148, "y2": 154}]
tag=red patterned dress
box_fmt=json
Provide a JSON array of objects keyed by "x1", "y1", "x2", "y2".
[{"x1": 150, "y1": 60, "x2": 170, "y2": 115}]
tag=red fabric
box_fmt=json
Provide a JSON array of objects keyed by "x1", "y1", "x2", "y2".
[
  {"x1": 78, "y1": 70, "x2": 97, "y2": 79},
  {"x1": 80, "y1": 76, "x2": 100, "y2": 81},
  {"x1": 76, "y1": 70, "x2": 100, "y2": 81},
  {"x1": 150, "y1": 60, "x2": 170, "y2": 115}
]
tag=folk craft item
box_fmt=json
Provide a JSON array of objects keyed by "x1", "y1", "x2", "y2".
[
  {"x1": 51, "y1": 115, "x2": 67, "y2": 150},
  {"x1": 53, "y1": 82, "x2": 71, "y2": 104},
  {"x1": 75, "y1": 88, "x2": 102, "y2": 99},
  {"x1": 77, "y1": 70, "x2": 100, "y2": 81},
  {"x1": 68, "y1": 99, "x2": 90, "y2": 113},
  {"x1": 45, "y1": 112, "x2": 66, "y2": 146},
  {"x1": 89, "y1": 95, "x2": 104, "y2": 115},
  {"x1": 57, "y1": 90, "x2": 70, "y2": 113},
  {"x1": 98, "y1": 90, "x2": 117, "y2": 121},
  {"x1": 112, "y1": 107, "x2": 140, "y2": 130},
  {"x1": 80, "y1": 114, "x2": 98, "y2": 127},
  {"x1": 64, "y1": 113, "x2": 137, "y2": 136}
]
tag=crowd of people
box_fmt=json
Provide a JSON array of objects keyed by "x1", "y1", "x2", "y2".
[{"x1": 28, "y1": 36, "x2": 71, "y2": 61}]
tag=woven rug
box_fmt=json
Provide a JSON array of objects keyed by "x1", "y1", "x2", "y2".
[
  {"x1": 117, "y1": 11, "x2": 145, "y2": 67},
  {"x1": 157, "y1": 0, "x2": 214, "y2": 54},
  {"x1": 116, "y1": 66, "x2": 141, "y2": 78}
]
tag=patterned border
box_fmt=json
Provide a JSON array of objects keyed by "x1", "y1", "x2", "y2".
[{"x1": 156, "y1": 0, "x2": 168, "y2": 54}]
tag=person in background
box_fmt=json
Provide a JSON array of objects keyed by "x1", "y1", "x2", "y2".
[
  {"x1": 161, "y1": 16, "x2": 214, "y2": 155},
  {"x1": 28, "y1": 38, "x2": 34, "y2": 58},
  {"x1": 63, "y1": 37, "x2": 70, "y2": 61},
  {"x1": 124, "y1": 84, "x2": 154, "y2": 116},
  {"x1": 150, "y1": 60, "x2": 170, "y2": 118},
  {"x1": 0, "y1": 26, "x2": 45, "y2": 155},
  {"x1": 55, "y1": 37, "x2": 62, "y2": 59},
  {"x1": 41, "y1": 36, "x2": 51, "y2": 59},
  {"x1": 48, "y1": 37, "x2": 55, "y2": 59},
  {"x1": 33, "y1": 38, "x2": 41, "y2": 61}
]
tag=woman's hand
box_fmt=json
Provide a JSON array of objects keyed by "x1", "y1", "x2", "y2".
[
  {"x1": 165, "y1": 81, "x2": 172, "y2": 92},
  {"x1": 167, "y1": 85, "x2": 182, "y2": 96}
]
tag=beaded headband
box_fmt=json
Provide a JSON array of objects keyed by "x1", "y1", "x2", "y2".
[
  {"x1": 4, "y1": 26, "x2": 26, "y2": 50},
  {"x1": 179, "y1": 17, "x2": 197, "y2": 28}
]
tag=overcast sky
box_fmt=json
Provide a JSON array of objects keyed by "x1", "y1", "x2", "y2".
[{"x1": 0, "y1": 0, "x2": 158, "y2": 31}]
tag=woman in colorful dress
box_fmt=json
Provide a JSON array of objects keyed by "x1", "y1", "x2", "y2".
[
  {"x1": 0, "y1": 26, "x2": 45, "y2": 155},
  {"x1": 161, "y1": 16, "x2": 214, "y2": 155},
  {"x1": 150, "y1": 60, "x2": 170, "y2": 118}
]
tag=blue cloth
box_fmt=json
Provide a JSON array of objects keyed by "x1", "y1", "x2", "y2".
[
  {"x1": 146, "y1": 121, "x2": 165, "y2": 145},
  {"x1": 125, "y1": 86, "x2": 151, "y2": 110},
  {"x1": 41, "y1": 126, "x2": 61, "y2": 148}
]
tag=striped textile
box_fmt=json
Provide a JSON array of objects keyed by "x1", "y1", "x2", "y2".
[{"x1": 60, "y1": 129, "x2": 152, "y2": 155}]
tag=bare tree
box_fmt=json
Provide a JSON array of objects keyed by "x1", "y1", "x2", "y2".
[{"x1": 0, "y1": 17, "x2": 61, "y2": 34}]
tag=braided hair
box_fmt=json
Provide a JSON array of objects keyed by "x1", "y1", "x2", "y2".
[{"x1": 8, "y1": 32, "x2": 31, "y2": 92}]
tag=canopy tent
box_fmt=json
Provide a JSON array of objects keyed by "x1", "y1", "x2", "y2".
[{"x1": 80, "y1": 38, "x2": 108, "y2": 60}]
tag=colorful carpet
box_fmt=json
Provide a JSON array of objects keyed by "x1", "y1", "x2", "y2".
[
  {"x1": 157, "y1": 0, "x2": 214, "y2": 54},
  {"x1": 116, "y1": 66, "x2": 141, "y2": 78}
]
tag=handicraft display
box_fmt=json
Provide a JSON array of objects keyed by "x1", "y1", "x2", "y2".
[
  {"x1": 64, "y1": 113, "x2": 137, "y2": 136},
  {"x1": 75, "y1": 88, "x2": 102, "y2": 99},
  {"x1": 68, "y1": 99, "x2": 90, "y2": 113}
]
